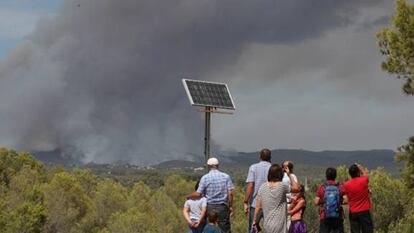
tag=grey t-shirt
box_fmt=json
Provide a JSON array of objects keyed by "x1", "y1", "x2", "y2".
[{"x1": 184, "y1": 197, "x2": 207, "y2": 220}]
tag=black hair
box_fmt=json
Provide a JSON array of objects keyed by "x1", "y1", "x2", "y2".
[
  {"x1": 260, "y1": 149, "x2": 271, "y2": 162},
  {"x1": 326, "y1": 167, "x2": 337, "y2": 181},
  {"x1": 349, "y1": 164, "x2": 360, "y2": 178},
  {"x1": 207, "y1": 212, "x2": 218, "y2": 223},
  {"x1": 299, "y1": 184, "x2": 306, "y2": 215},
  {"x1": 268, "y1": 164, "x2": 283, "y2": 182},
  {"x1": 194, "y1": 180, "x2": 200, "y2": 191}
]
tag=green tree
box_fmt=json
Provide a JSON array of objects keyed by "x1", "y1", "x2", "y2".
[
  {"x1": 128, "y1": 181, "x2": 152, "y2": 212},
  {"x1": 103, "y1": 208, "x2": 153, "y2": 233},
  {"x1": 387, "y1": 195, "x2": 414, "y2": 233},
  {"x1": 335, "y1": 165, "x2": 349, "y2": 184},
  {"x1": 72, "y1": 168, "x2": 98, "y2": 195},
  {"x1": 377, "y1": 5, "x2": 414, "y2": 232},
  {"x1": 396, "y1": 136, "x2": 414, "y2": 188},
  {"x1": 147, "y1": 189, "x2": 186, "y2": 233},
  {"x1": 163, "y1": 174, "x2": 194, "y2": 207},
  {"x1": 4, "y1": 202, "x2": 46, "y2": 233},
  {"x1": 42, "y1": 172, "x2": 93, "y2": 233},
  {"x1": 377, "y1": 0, "x2": 414, "y2": 95},
  {"x1": 92, "y1": 178, "x2": 129, "y2": 228},
  {"x1": 369, "y1": 169, "x2": 411, "y2": 232}
]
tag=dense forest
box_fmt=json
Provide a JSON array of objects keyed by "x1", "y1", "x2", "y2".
[{"x1": 0, "y1": 147, "x2": 413, "y2": 233}]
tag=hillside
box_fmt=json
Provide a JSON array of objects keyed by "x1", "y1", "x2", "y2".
[
  {"x1": 32, "y1": 148, "x2": 400, "y2": 173},
  {"x1": 156, "y1": 149, "x2": 399, "y2": 171}
]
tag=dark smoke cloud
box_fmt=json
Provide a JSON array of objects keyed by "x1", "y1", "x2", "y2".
[{"x1": 0, "y1": 0, "x2": 385, "y2": 164}]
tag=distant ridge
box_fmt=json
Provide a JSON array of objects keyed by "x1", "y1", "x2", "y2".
[
  {"x1": 31, "y1": 149, "x2": 80, "y2": 165},
  {"x1": 156, "y1": 149, "x2": 398, "y2": 170},
  {"x1": 31, "y1": 148, "x2": 398, "y2": 171},
  {"x1": 230, "y1": 149, "x2": 396, "y2": 168}
]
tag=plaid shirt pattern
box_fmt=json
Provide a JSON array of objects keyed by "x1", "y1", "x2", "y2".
[{"x1": 197, "y1": 169, "x2": 234, "y2": 205}]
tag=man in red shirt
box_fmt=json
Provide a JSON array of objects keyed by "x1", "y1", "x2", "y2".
[
  {"x1": 343, "y1": 164, "x2": 373, "y2": 233},
  {"x1": 314, "y1": 167, "x2": 346, "y2": 233}
]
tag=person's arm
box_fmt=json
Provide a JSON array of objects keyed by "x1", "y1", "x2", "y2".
[
  {"x1": 182, "y1": 206, "x2": 192, "y2": 226},
  {"x1": 314, "y1": 196, "x2": 321, "y2": 206},
  {"x1": 285, "y1": 167, "x2": 299, "y2": 193},
  {"x1": 193, "y1": 203, "x2": 207, "y2": 228},
  {"x1": 187, "y1": 191, "x2": 202, "y2": 200},
  {"x1": 188, "y1": 177, "x2": 205, "y2": 199},
  {"x1": 342, "y1": 195, "x2": 349, "y2": 205},
  {"x1": 314, "y1": 185, "x2": 322, "y2": 206},
  {"x1": 244, "y1": 182, "x2": 254, "y2": 214},
  {"x1": 226, "y1": 175, "x2": 235, "y2": 217},
  {"x1": 228, "y1": 189, "x2": 234, "y2": 216},
  {"x1": 252, "y1": 196, "x2": 262, "y2": 226},
  {"x1": 356, "y1": 163, "x2": 369, "y2": 176},
  {"x1": 288, "y1": 199, "x2": 305, "y2": 215}
]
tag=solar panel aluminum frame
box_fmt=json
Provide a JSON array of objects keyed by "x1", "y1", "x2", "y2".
[{"x1": 182, "y1": 79, "x2": 236, "y2": 110}]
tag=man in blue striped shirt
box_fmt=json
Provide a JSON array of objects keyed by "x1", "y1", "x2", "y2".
[
  {"x1": 244, "y1": 148, "x2": 272, "y2": 233},
  {"x1": 187, "y1": 157, "x2": 235, "y2": 233}
]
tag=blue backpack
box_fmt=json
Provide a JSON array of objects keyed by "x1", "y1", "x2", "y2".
[{"x1": 323, "y1": 183, "x2": 340, "y2": 218}]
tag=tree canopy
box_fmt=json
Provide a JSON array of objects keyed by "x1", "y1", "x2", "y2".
[{"x1": 377, "y1": 0, "x2": 414, "y2": 95}]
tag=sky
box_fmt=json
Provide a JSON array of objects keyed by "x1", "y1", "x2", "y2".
[
  {"x1": 0, "y1": 0, "x2": 413, "y2": 164},
  {"x1": 0, "y1": 0, "x2": 63, "y2": 57}
]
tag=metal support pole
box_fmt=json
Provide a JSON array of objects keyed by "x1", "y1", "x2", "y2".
[{"x1": 204, "y1": 106, "x2": 211, "y2": 166}]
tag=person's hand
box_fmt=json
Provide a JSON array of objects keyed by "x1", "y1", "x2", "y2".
[
  {"x1": 356, "y1": 163, "x2": 368, "y2": 175},
  {"x1": 252, "y1": 221, "x2": 259, "y2": 233},
  {"x1": 192, "y1": 221, "x2": 200, "y2": 228},
  {"x1": 186, "y1": 195, "x2": 197, "y2": 200},
  {"x1": 243, "y1": 203, "x2": 249, "y2": 215},
  {"x1": 229, "y1": 207, "x2": 235, "y2": 217},
  {"x1": 284, "y1": 166, "x2": 291, "y2": 175}
]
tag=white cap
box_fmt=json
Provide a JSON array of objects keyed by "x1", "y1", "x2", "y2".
[{"x1": 207, "y1": 157, "x2": 219, "y2": 166}]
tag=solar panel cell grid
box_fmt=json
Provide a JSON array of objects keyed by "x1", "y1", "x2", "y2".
[{"x1": 183, "y1": 79, "x2": 235, "y2": 109}]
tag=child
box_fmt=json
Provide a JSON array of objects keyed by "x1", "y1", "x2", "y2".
[
  {"x1": 203, "y1": 212, "x2": 222, "y2": 233},
  {"x1": 288, "y1": 185, "x2": 308, "y2": 233},
  {"x1": 183, "y1": 181, "x2": 207, "y2": 233}
]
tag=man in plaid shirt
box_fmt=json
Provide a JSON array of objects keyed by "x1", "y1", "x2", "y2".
[{"x1": 187, "y1": 157, "x2": 235, "y2": 233}]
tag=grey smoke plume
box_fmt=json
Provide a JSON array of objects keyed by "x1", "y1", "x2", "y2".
[{"x1": 0, "y1": 0, "x2": 383, "y2": 164}]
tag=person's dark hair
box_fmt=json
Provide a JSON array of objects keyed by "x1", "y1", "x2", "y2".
[
  {"x1": 260, "y1": 148, "x2": 271, "y2": 162},
  {"x1": 298, "y1": 184, "x2": 305, "y2": 198},
  {"x1": 349, "y1": 164, "x2": 360, "y2": 178},
  {"x1": 326, "y1": 167, "x2": 337, "y2": 181},
  {"x1": 298, "y1": 184, "x2": 306, "y2": 215},
  {"x1": 194, "y1": 180, "x2": 200, "y2": 191},
  {"x1": 282, "y1": 161, "x2": 294, "y2": 173},
  {"x1": 207, "y1": 212, "x2": 218, "y2": 224},
  {"x1": 268, "y1": 164, "x2": 284, "y2": 182}
]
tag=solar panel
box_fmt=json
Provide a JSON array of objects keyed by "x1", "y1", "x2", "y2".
[{"x1": 182, "y1": 79, "x2": 235, "y2": 110}]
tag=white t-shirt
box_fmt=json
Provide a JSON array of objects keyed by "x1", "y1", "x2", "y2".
[
  {"x1": 184, "y1": 197, "x2": 207, "y2": 221},
  {"x1": 282, "y1": 173, "x2": 298, "y2": 203}
]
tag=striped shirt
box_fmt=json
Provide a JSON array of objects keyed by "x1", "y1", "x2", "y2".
[
  {"x1": 246, "y1": 161, "x2": 271, "y2": 207},
  {"x1": 197, "y1": 169, "x2": 234, "y2": 205}
]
